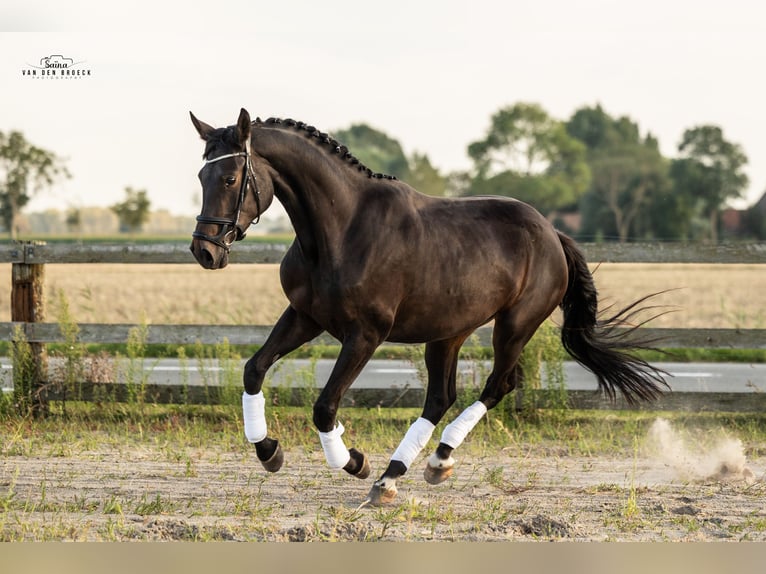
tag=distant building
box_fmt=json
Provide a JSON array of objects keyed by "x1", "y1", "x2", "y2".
[{"x1": 722, "y1": 191, "x2": 766, "y2": 239}]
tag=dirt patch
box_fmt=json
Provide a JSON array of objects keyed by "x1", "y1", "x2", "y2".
[{"x1": 2, "y1": 422, "x2": 764, "y2": 541}]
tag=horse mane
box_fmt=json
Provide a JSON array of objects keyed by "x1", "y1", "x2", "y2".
[{"x1": 256, "y1": 117, "x2": 398, "y2": 181}]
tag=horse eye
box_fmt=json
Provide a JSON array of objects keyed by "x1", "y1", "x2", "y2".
[{"x1": 224, "y1": 175, "x2": 237, "y2": 187}]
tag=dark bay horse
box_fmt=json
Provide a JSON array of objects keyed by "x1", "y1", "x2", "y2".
[{"x1": 189, "y1": 108, "x2": 669, "y2": 505}]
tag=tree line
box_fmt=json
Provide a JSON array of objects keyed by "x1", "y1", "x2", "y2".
[
  {"x1": 337, "y1": 103, "x2": 762, "y2": 242},
  {"x1": 2, "y1": 102, "x2": 764, "y2": 241}
]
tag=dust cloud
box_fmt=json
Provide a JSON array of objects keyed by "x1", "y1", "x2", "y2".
[{"x1": 647, "y1": 418, "x2": 755, "y2": 483}]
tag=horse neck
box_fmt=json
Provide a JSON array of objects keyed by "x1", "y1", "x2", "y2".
[{"x1": 253, "y1": 127, "x2": 359, "y2": 262}]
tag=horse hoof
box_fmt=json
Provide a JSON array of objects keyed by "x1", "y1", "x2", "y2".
[
  {"x1": 365, "y1": 479, "x2": 398, "y2": 506},
  {"x1": 259, "y1": 441, "x2": 284, "y2": 473},
  {"x1": 354, "y1": 450, "x2": 371, "y2": 479},
  {"x1": 424, "y1": 455, "x2": 455, "y2": 485},
  {"x1": 345, "y1": 448, "x2": 371, "y2": 479}
]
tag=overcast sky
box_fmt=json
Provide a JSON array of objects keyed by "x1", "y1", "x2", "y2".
[{"x1": 1, "y1": 0, "x2": 765, "y2": 218}]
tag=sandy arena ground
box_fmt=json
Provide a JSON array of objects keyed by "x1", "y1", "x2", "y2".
[{"x1": 2, "y1": 419, "x2": 764, "y2": 542}]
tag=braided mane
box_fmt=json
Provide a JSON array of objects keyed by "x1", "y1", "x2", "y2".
[{"x1": 256, "y1": 117, "x2": 398, "y2": 181}]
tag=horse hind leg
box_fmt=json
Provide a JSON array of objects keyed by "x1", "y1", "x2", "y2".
[
  {"x1": 423, "y1": 367, "x2": 522, "y2": 484},
  {"x1": 366, "y1": 335, "x2": 467, "y2": 506},
  {"x1": 423, "y1": 311, "x2": 532, "y2": 484}
]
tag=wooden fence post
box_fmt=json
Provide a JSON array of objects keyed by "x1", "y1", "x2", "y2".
[{"x1": 11, "y1": 241, "x2": 48, "y2": 416}]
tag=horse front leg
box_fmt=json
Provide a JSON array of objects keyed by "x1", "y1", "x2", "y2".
[
  {"x1": 243, "y1": 306, "x2": 322, "y2": 472},
  {"x1": 312, "y1": 329, "x2": 384, "y2": 479},
  {"x1": 366, "y1": 336, "x2": 467, "y2": 505}
]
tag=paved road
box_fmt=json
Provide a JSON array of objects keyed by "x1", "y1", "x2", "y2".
[{"x1": 3, "y1": 358, "x2": 764, "y2": 393}]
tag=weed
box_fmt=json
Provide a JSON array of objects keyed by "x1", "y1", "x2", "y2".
[
  {"x1": 484, "y1": 465, "x2": 504, "y2": 489},
  {"x1": 10, "y1": 326, "x2": 36, "y2": 418},
  {"x1": 373, "y1": 503, "x2": 405, "y2": 539},
  {"x1": 0, "y1": 468, "x2": 18, "y2": 512},
  {"x1": 124, "y1": 318, "x2": 151, "y2": 407},
  {"x1": 215, "y1": 338, "x2": 242, "y2": 406},
  {"x1": 455, "y1": 336, "x2": 490, "y2": 410},
  {"x1": 267, "y1": 347, "x2": 322, "y2": 409},
  {"x1": 50, "y1": 289, "x2": 87, "y2": 412},
  {"x1": 0, "y1": 373, "x2": 12, "y2": 418},
  {"x1": 616, "y1": 437, "x2": 644, "y2": 530},
  {"x1": 134, "y1": 493, "x2": 174, "y2": 516},
  {"x1": 294, "y1": 345, "x2": 322, "y2": 406},
  {"x1": 103, "y1": 495, "x2": 123, "y2": 515},
  {"x1": 176, "y1": 346, "x2": 190, "y2": 404},
  {"x1": 514, "y1": 320, "x2": 568, "y2": 422}
]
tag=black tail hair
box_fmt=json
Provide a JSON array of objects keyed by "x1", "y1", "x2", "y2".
[{"x1": 557, "y1": 232, "x2": 670, "y2": 404}]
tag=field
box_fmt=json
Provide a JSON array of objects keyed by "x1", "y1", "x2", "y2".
[
  {"x1": 1, "y1": 262, "x2": 765, "y2": 329},
  {"x1": 1, "y1": 407, "x2": 765, "y2": 541},
  {"x1": 2, "y1": 258, "x2": 765, "y2": 542}
]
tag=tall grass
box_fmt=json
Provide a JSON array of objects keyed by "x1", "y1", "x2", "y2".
[
  {"x1": 50, "y1": 289, "x2": 86, "y2": 413},
  {"x1": 514, "y1": 320, "x2": 568, "y2": 420},
  {"x1": 9, "y1": 325, "x2": 35, "y2": 418},
  {"x1": 124, "y1": 319, "x2": 150, "y2": 407},
  {"x1": 266, "y1": 344, "x2": 322, "y2": 408},
  {"x1": 193, "y1": 338, "x2": 242, "y2": 406}
]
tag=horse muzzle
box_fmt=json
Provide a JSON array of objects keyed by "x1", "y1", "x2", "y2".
[{"x1": 190, "y1": 237, "x2": 230, "y2": 270}]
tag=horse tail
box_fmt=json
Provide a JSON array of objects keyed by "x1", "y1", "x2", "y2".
[{"x1": 556, "y1": 232, "x2": 669, "y2": 404}]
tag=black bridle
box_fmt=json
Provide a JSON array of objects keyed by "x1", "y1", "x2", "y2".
[{"x1": 193, "y1": 138, "x2": 261, "y2": 252}]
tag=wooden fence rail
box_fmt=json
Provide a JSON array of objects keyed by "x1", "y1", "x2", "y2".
[
  {"x1": 2, "y1": 240, "x2": 766, "y2": 265},
  {"x1": 1, "y1": 322, "x2": 765, "y2": 350},
  {"x1": 2, "y1": 240, "x2": 765, "y2": 411}
]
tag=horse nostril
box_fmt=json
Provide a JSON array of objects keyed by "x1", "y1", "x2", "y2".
[{"x1": 200, "y1": 248, "x2": 216, "y2": 268}]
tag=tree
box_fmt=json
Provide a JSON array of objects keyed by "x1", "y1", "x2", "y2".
[
  {"x1": 587, "y1": 144, "x2": 669, "y2": 242},
  {"x1": 407, "y1": 152, "x2": 448, "y2": 196},
  {"x1": 466, "y1": 103, "x2": 590, "y2": 214},
  {"x1": 566, "y1": 105, "x2": 670, "y2": 242},
  {"x1": 566, "y1": 104, "x2": 640, "y2": 151},
  {"x1": 333, "y1": 123, "x2": 448, "y2": 195},
  {"x1": 65, "y1": 207, "x2": 82, "y2": 236},
  {"x1": 0, "y1": 130, "x2": 70, "y2": 238},
  {"x1": 111, "y1": 187, "x2": 151, "y2": 233},
  {"x1": 672, "y1": 125, "x2": 748, "y2": 243},
  {"x1": 333, "y1": 124, "x2": 411, "y2": 179}
]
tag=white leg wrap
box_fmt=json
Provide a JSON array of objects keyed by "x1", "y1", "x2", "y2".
[
  {"x1": 391, "y1": 417, "x2": 436, "y2": 469},
  {"x1": 319, "y1": 422, "x2": 351, "y2": 470},
  {"x1": 242, "y1": 391, "x2": 267, "y2": 443},
  {"x1": 440, "y1": 401, "x2": 488, "y2": 449}
]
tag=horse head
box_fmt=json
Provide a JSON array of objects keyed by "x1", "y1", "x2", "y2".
[{"x1": 189, "y1": 108, "x2": 275, "y2": 269}]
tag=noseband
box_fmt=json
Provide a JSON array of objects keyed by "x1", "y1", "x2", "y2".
[{"x1": 193, "y1": 139, "x2": 261, "y2": 252}]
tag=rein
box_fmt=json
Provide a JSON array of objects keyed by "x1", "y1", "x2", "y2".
[{"x1": 193, "y1": 139, "x2": 261, "y2": 252}]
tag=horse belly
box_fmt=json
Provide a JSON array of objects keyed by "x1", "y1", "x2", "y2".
[{"x1": 387, "y1": 280, "x2": 513, "y2": 343}]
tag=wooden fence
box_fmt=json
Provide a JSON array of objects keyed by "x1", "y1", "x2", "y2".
[{"x1": 2, "y1": 241, "x2": 765, "y2": 411}]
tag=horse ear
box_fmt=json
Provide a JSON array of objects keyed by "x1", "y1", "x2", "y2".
[
  {"x1": 190, "y1": 112, "x2": 215, "y2": 141},
  {"x1": 237, "y1": 108, "x2": 251, "y2": 146}
]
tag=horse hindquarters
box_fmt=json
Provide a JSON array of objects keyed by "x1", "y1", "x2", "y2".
[{"x1": 368, "y1": 243, "x2": 567, "y2": 504}]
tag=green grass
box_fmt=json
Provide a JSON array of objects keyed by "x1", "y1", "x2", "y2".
[
  {"x1": 4, "y1": 402, "x2": 766, "y2": 458},
  {"x1": 2, "y1": 341, "x2": 761, "y2": 363}
]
